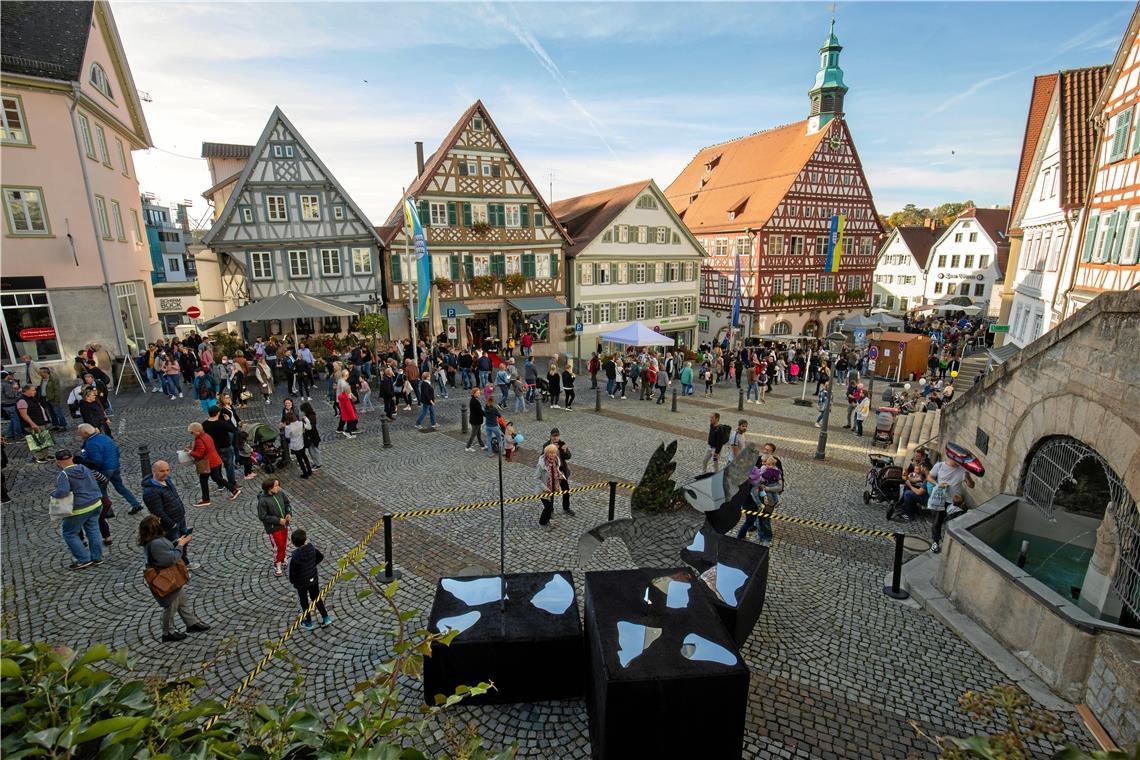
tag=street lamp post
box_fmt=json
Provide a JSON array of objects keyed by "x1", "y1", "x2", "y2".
[
  {"x1": 573, "y1": 304, "x2": 584, "y2": 375},
  {"x1": 869, "y1": 328, "x2": 882, "y2": 400}
]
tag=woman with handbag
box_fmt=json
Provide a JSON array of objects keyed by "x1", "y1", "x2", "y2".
[
  {"x1": 186, "y1": 422, "x2": 240, "y2": 506},
  {"x1": 137, "y1": 515, "x2": 210, "y2": 642}
]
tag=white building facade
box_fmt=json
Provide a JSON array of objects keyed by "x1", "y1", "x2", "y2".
[
  {"x1": 552, "y1": 180, "x2": 703, "y2": 352},
  {"x1": 922, "y1": 208, "x2": 1009, "y2": 315},
  {"x1": 872, "y1": 226, "x2": 934, "y2": 313}
]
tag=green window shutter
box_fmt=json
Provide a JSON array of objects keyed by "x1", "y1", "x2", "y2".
[
  {"x1": 391, "y1": 253, "x2": 403, "y2": 283},
  {"x1": 522, "y1": 252, "x2": 535, "y2": 278},
  {"x1": 610, "y1": 263, "x2": 618, "y2": 283},
  {"x1": 447, "y1": 202, "x2": 457, "y2": 226},
  {"x1": 418, "y1": 199, "x2": 430, "y2": 227},
  {"x1": 550, "y1": 253, "x2": 560, "y2": 278},
  {"x1": 462, "y1": 203, "x2": 472, "y2": 227},
  {"x1": 593, "y1": 263, "x2": 601, "y2": 283},
  {"x1": 1082, "y1": 216, "x2": 1099, "y2": 262},
  {"x1": 1133, "y1": 110, "x2": 1140, "y2": 155},
  {"x1": 450, "y1": 253, "x2": 460, "y2": 280},
  {"x1": 1110, "y1": 110, "x2": 1131, "y2": 162},
  {"x1": 1112, "y1": 211, "x2": 1129, "y2": 262},
  {"x1": 463, "y1": 253, "x2": 474, "y2": 280},
  {"x1": 1100, "y1": 212, "x2": 1119, "y2": 261},
  {"x1": 491, "y1": 252, "x2": 505, "y2": 276},
  {"x1": 520, "y1": 204, "x2": 530, "y2": 228}
]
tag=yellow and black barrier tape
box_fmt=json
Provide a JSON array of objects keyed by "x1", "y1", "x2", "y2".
[
  {"x1": 206, "y1": 516, "x2": 387, "y2": 727},
  {"x1": 740, "y1": 508, "x2": 896, "y2": 539},
  {"x1": 390, "y1": 480, "x2": 637, "y2": 520}
]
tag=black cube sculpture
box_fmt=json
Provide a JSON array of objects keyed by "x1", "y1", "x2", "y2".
[
  {"x1": 584, "y1": 568, "x2": 749, "y2": 760},
  {"x1": 424, "y1": 572, "x2": 583, "y2": 705},
  {"x1": 680, "y1": 525, "x2": 770, "y2": 647}
]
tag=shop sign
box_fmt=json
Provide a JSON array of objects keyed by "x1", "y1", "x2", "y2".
[{"x1": 18, "y1": 327, "x2": 56, "y2": 341}]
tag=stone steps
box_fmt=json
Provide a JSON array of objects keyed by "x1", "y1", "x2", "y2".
[{"x1": 890, "y1": 408, "x2": 941, "y2": 463}]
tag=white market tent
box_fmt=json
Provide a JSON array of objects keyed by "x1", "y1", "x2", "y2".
[{"x1": 599, "y1": 321, "x2": 675, "y2": 346}]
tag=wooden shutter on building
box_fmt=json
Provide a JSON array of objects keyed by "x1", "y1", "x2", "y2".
[
  {"x1": 463, "y1": 253, "x2": 474, "y2": 280},
  {"x1": 1082, "y1": 216, "x2": 1099, "y2": 262},
  {"x1": 550, "y1": 253, "x2": 560, "y2": 279},
  {"x1": 418, "y1": 200, "x2": 430, "y2": 227},
  {"x1": 450, "y1": 253, "x2": 460, "y2": 280},
  {"x1": 462, "y1": 203, "x2": 472, "y2": 227},
  {"x1": 447, "y1": 202, "x2": 457, "y2": 226},
  {"x1": 520, "y1": 204, "x2": 530, "y2": 228},
  {"x1": 491, "y1": 252, "x2": 505, "y2": 277},
  {"x1": 391, "y1": 253, "x2": 402, "y2": 283},
  {"x1": 1111, "y1": 211, "x2": 1129, "y2": 263},
  {"x1": 522, "y1": 252, "x2": 536, "y2": 278}
]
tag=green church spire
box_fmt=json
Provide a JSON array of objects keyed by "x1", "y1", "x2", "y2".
[{"x1": 808, "y1": 18, "x2": 848, "y2": 130}]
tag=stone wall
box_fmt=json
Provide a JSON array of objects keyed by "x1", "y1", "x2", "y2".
[
  {"x1": 1084, "y1": 634, "x2": 1140, "y2": 748},
  {"x1": 939, "y1": 290, "x2": 1140, "y2": 507}
]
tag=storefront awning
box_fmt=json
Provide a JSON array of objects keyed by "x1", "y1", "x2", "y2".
[
  {"x1": 440, "y1": 301, "x2": 474, "y2": 318},
  {"x1": 507, "y1": 297, "x2": 569, "y2": 314}
]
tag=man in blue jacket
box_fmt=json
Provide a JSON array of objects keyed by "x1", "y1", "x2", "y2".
[
  {"x1": 142, "y1": 460, "x2": 191, "y2": 565},
  {"x1": 76, "y1": 423, "x2": 143, "y2": 514}
]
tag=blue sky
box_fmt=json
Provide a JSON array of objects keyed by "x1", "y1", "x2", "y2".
[{"x1": 116, "y1": 1, "x2": 1132, "y2": 228}]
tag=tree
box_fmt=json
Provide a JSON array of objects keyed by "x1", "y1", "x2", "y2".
[
  {"x1": 880, "y1": 200, "x2": 980, "y2": 230},
  {"x1": 357, "y1": 312, "x2": 389, "y2": 350}
]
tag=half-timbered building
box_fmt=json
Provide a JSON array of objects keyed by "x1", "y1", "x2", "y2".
[
  {"x1": 201, "y1": 107, "x2": 385, "y2": 337},
  {"x1": 1069, "y1": 6, "x2": 1140, "y2": 316},
  {"x1": 377, "y1": 101, "x2": 571, "y2": 351},
  {"x1": 664, "y1": 21, "x2": 883, "y2": 342}
]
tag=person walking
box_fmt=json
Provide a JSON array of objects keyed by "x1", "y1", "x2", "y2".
[
  {"x1": 50, "y1": 449, "x2": 106, "y2": 570},
  {"x1": 138, "y1": 515, "x2": 210, "y2": 642},
  {"x1": 289, "y1": 529, "x2": 332, "y2": 630},
  {"x1": 542, "y1": 428, "x2": 576, "y2": 518},
  {"x1": 603, "y1": 356, "x2": 617, "y2": 398},
  {"x1": 142, "y1": 460, "x2": 192, "y2": 565},
  {"x1": 844, "y1": 379, "x2": 862, "y2": 429},
  {"x1": 483, "y1": 401, "x2": 503, "y2": 456},
  {"x1": 36, "y1": 367, "x2": 68, "y2": 431},
  {"x1": 561, "y1": 366, "x2": 576, "y2": 411},
  {"x1": 255, "y1": 357, "x2": 274, "y2": 405},
  {"x1": 701, "y1": 413, "x2": 730, "y2": 473},
  {"x1": 336, "y1": 387, "x2": 358, "y2": 438},
  {"x1": 588, "y1": 353, "x2": 600, "y2": 390},
  {"x1": 256, "y1": 477, "x2": 292, "y2": 575},
  {"x1": 282, "y1": 413, "x2": 313, "y2": 478},
  {"x1": 535, "y1": 442, "x2": 567, "y2": 528},
  {"x1": 680, "y1": 361, "x2": 694, "y2": 396},
  {"x1": 75, "y1": 423, "x2": 143, "y2": 515},
  {"x1": 465, "y1": 387, "x2": 486, "y2": 452},
  {"x1": 416, "y1": 374, "x2": 438, "y2": 430},
  {"x1": 192, "y1": 368, "x2": 216, "y2": 415},
  {"x1": 186, "y1": 422, "x2": 240, "y2": 506},
  {"x1": 655, "y1": 362, "x2": 669, "y2": 404},
  {"x1": 546, "y1": 361, "x2": 561, "y2": 409},
  {"x1": 726, "y1": 419, "x2": 749, "y2": 465},
  {"x1": 203, "y1": 404, "x2": 239, "y2": 492},
  {"x1": 300, "y1": 401, "x2": 322, "y2": 469},
  {"x1": 379, "y1": 367, "x2": 397, "y2": 420},
  {"x1": 814, "y1": 381, "x2": 831, "y2": 427}
]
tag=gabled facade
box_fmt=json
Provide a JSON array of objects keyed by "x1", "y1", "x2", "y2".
[
  {"x1": 202, "y1": 107, "x2": 384, "y2": 335},
  {"x1": 1, "y1": 0, "x2": 156, "y2": 372},
  {"x1": 1068, "y1": 6, "x2": 1140, "y2": 316},
  {"x1": 551, "y1": 180, "x2": 704, "y2": 350},
  {"x1": 378, "y1": 101, "x2": 571, "y2": 351},
  {"x1": 872, "y1": 226, "x2": 936, "y2": 313},
  {"x1": 1007, "y1": 67, "x2": 1108, "y2": 348},
  {"x1": 922, "y1": 208, "x2": 1010, "y2": 315},
  {"x1": 664, "y1": 21, "x2": 882, "y2": 343}
]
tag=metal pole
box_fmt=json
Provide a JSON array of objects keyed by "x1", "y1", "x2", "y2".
[
  {"x1": 576, "y1": 332, "x2": 581, "y2": 376},
  {"x1": 381, "y1": 417, "x2": 392, "y2": 448},
  {"x1": 738, "y1": 387, "x2": 744, "y2": 411},
  {"x1": 382, "y1": 513, "x2": 400, "y2": 581},
  {"x1": 801, "y1": 348, "x2": 812, "y2": 401},
  {"x1": 814, "y1": 382, "x2": 832, "y2": 460},
  {"x1": 461, "y1": 405, "x2": 469, "y2": 434},
  {"x1": 883, "y1": 531, "x2": 910, "y2": 600},
  {"x1": 595, "y1": 388, "x2": 601, "y2": 412},
  {"x1": 535, "y1": 392, "x2": 543, "y2": 421},
  {"x1": 498, "y1": 443, "x2": 505, "y2": 574},
  {"x1": 608, "y1": 481, "x2": 617, "y2": 522},
  {"x1": 138, "y1": 444, "x2": 151, "y2": 481},
  {"x1": 671, "y1": 387, "x2": 678, "y2": 412}
]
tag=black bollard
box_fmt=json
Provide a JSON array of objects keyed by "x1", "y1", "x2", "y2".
[
  {"x1": 461, "y1": 407, "x2": 469, "y2": 434},
  {"x1": 138, "y1": 444, "x2": 151, "y2": 479},
  {"x1": 381, "y1": 418, "x2": 393, "y2": 449},
  {"x1": 381, "y1": 513, "x2": 401, "y2": 580},
  {"x1": 535, "y1": 394, "x2": 543, "y2": 421},
  {"x1": 671, "y1": 387, "x2": 678, "y2": 412},
  {"x1": 883, "y1": 532, "x2": 910, "y2": 600},
  {"x1": 738, "y1": 388, "x2": 744, "y2": 411},
  {"x1": 595, "y1": 389, "x2": 602, "y2": 412},
  {"x1": 608, "y1": 481, "x2": 618, "y2": 522}
]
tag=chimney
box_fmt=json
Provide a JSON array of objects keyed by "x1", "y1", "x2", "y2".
[{"x1": 415, "y1": 141, "x2": 424, "y2": 176}]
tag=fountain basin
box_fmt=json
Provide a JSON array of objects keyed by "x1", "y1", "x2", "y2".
[{"x1": 936, "y1": 494, "x2": 1138, "y2": 702}]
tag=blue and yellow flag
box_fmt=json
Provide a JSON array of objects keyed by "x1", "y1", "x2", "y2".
[
  {"x1": 403, "y1": 198, "x2": 431, "y2": 320},
  {"x1": 826, "y1": 213, "x2": 846, "y2": 273}
]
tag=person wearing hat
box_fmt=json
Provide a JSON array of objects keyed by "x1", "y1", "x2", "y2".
[
  {"x1": 541, "y1": 428, "x2": 575, "y2": 518},
  {"x1": 50, "y1": 449, "x2": 108, "y2": 570}
]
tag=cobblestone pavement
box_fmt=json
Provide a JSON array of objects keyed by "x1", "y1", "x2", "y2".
[{"x1": 1, "y1": 375, "x2": 1091, "y2": 758}]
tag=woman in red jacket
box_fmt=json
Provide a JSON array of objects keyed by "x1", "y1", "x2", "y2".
[
  {"x1": 186, "y1": 421, "x2": 241, "y2": 506},
  {"x1": 337, "y1": 389, "x2": 358, "y2": 439}
]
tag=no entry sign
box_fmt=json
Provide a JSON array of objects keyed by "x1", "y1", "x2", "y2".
[{"x1": 186, "y1": 306, "x2": 201, "y2": 319}]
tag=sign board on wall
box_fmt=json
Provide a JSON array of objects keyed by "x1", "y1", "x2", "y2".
[{"x1": 157, "y1": 296, "x2": 200, "y2": 314}]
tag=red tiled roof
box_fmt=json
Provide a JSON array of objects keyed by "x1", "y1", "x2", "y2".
[
  {"x1": 664, "y1": 120, "x2": 830, "y2": 233},
  {"x1": 201, "y1": 142, "x2": 254, "y2": 159},
  {"x1": 549, "y1": 180, "x2": 650, "y2": 256},
  {"x1": 1009, "y1": 74, "x2": 1058, "y2": 232},
  {"x1": 895, "y1": 226, "x2": 937, "y2": 269},
  {"x1": 379, "y1": 100, "x2": 570, "y2": 246},
  {"x1": 1058, "y1": 65, "x2": 1110, "y2": 209}
]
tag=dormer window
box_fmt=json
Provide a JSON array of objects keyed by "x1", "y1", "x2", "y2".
[
  {"x1": 704, "y1": 154, "x2": 721, "y2": 172},
  {"x1": 89, "y1": 64, "x2": 112, "y2": 99}
]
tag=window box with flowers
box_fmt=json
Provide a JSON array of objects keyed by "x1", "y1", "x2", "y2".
[
  {"x1": 769, "y1": 293, "x2": 787, "y2": 305},
  {"x1": 803, "y1": 291, "x2": 818, "y2": 304},
  {"x1": 470, "y1": 274, "x2": 496, "y2": 296},
  {"x1": 433, "y1": 277, "x2": 454, "y2": 295},
  {"x1": 845, "y1": 288, "x2": 865, "y2": 301},
  {"x1": 472, "y1": 222, "x2": 492, "y2": 235},
  {"x1": 819, "y1": 290, "x2": 839, "y2": 304},
  {"x1": 503, "y1": 273, "x2": 526, "y2": 293}
]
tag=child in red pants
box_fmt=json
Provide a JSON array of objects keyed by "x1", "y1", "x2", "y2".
[{"x1": 256, "y1": 477, "x2": 291, "y2": 576}]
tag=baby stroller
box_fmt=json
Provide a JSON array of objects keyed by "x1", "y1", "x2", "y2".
[
  {"x1": 247, "y1": 421, "x2": 287, "y2": 474},
  {"x1": 532, "y1": 377, "x2": 551, "y2": 404},
  {"x1": 863, "y1": 453, "x2": 904, "y2": 506},
  {"x1": 872, "y1": 407, "x2": 899, "y2": 448}
]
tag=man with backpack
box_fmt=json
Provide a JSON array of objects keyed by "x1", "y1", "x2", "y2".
[
  {"x1": 192, "y1": 368, "x2": 217, "y2": 415},
  {"x1": 701, "y1": 412, "x2": 731, "y2": 474}
]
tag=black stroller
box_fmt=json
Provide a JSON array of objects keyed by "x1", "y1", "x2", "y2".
[
  {"x1": 532, "y1": 376, "x2": 551, "y2": 404},
  {"x1": 863, "y1": 453, "x2": 904, "y2": 506},
  {"x1": 248, "y1": 422, "x2": 288, "y2": 474}
]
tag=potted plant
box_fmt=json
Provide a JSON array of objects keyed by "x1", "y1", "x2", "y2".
[
  {"x1": 470, "y1": 274, "x2": 495, "y2": 296},
  {"x1": 504, "y1": 273, "x2": 526, "y2": 292},
  {"x1": 472, "y1": 221, "x2": 492, "y2": 234},
  {"x1": 770, "y1": 293, "x2": 787, "y2": 305},
  {"x1": 433, "y1": 277, "x2": 454, "y2": 295}
]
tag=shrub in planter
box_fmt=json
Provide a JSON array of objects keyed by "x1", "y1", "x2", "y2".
[
  {"x1": 845, "y1": 288, "x2": 865, "y2": 301},
  {"x1": 470, "y1": 275, "x2": 496, "y2": 296},
  {"x1": 504, "y1": 273, "x2": 526, "y2": 292},
  {"x1": 433, "y1": 277, "x2": 454, "y2": 295},
  {"x1": 770, "y1": 293, "x2": 787, "y2": 305},
  {"x1": 471, "y1": 222, "x2": 492, "y2": 234}
]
